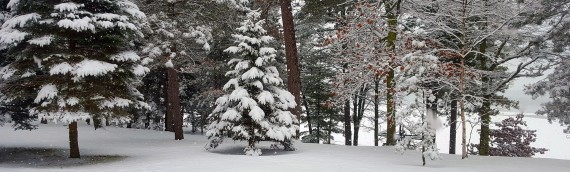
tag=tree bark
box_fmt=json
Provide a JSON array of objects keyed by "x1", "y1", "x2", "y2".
[
  {"x1": 384, "y1": 0, "x2": 399, "y2": 146},
  {"x1": 479, "y1": 95, "x2": 491, "y2": 155},
  {"x1": 303, "y1": 95, "x2": 313, "y2": 136},
  {"x1": 449, "y1": 100, "x2": 457, "y2": 154},
  {"x1": 386, "y1": 68, "x2": 396, "y2": 146},
  {"x1": 166, "y1": 67, "x2": 184, "y2": 140},
  {"x1": 343, "y1": 100, "x2": 352, "y2": 146},
  {"x1": 460, "y1": 54, "x2": 468, "y2": 159},
  {"x1": 279, "y1": 0, "x2": 302, "y2": 136},
  {"x1": 69, "y1": 121, "x2": 80, "y2": 158},
  {"x1": 353, "y1": 86, "x2": 366, "y2": 146},
  {"x1": 352, "y1": 93, "x2": 358, "y2": 146},
  {"x1": 374, "y1": 79, "x2": 379, "y2": 146},
  {"x1": 428, "y1": 94, "x2": 438, "y2": 143},
  {"x1": 164, "y1": 68, "x2": 173, "y2": 132},
  {"x1": 316, "y1": 102, "x2": 320, "y2": 143},
  {"x1": 478, "y1": 38, "x2": 490, "y2": 155}
]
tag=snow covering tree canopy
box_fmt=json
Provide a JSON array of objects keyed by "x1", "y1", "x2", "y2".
[
  {"x1": 205, "y1": 10, "x2": 298, "y2": 156},
  {"x1": 0, "y1": 0, "x2": 149, "y2": 123}
]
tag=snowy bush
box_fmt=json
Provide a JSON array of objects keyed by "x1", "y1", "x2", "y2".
[{"x1": 471, "y1": 114, "x2": 548, "y2": 157}]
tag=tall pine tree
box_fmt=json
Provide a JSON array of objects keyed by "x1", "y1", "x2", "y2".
[
  {"x1": 205, "y1": 10, "x2": 298, "y2": 156},
  {"x1": 0, "y1": 0, "x2": 148, "y2": 158}
]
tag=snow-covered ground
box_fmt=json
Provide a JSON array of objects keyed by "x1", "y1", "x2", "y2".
[{"x1": 1, "y1": 121, "x2": 569, "y2": 172}]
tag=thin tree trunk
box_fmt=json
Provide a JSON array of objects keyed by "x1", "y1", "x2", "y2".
[
  {"x1": 279, "y1": 0, "x2": 302, "y2": 136},
  {"x1": 303, "y1": 95, "x2": 313, "y2": 136},
  {"x1": 166, "y1": 67, "x2": 184, "y2": 140},
  {"x1": 316, "y1": 102, "x2": 320, "y2": 143},
  {"x1": 460, "y1": 55, "x2": 468, "y2": 159},
  {"x1": 421, "y1": 109, "x2": 426, "y2": 166},
  {"x1": 105, "y1": 116, "x2": 110, "y2": 126},
  {"x1": 69, "y1": 121, "x2": 80, "y2": 158},
  {"x1": 328, "y1": 112, "x2": 333, "y2": 144},
  {"x1": 344, "y1": 100, "x2": 352, "y2": 146},
  {"x1": 353, "y1": 86, "x2": 366, "y2": 146},
  {"x1": 449, "y1": 100, "x2": 457, "y2": 154},
  {"x1": 374, "y1": 79, "x2": 379, "y2": 146},
  {"x1": 429, "y1": 94, "x2": 438, "y2": 143},
  {"x1": 460, "y1": 0, "x2": 469, "y2": 159},
  {"x1": 352, "y1": 93, "x2": 358, "y2": 146}
]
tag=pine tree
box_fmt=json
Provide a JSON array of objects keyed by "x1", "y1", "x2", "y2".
[
  {"x1": 205, "y1": 10, "x2": 298, "y2": 156},
  {"x1": 0, "y1": 0, "x2": 148, "y2": 158}
]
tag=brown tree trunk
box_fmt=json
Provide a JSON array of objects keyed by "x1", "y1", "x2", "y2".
[
  {"x1": 384, "y1": 0, "x2": 399, "y2": 145},
  {"x1": 164, "y1": 67, "x2": 173, "y2": 132},
  {"x1": 386, "y1": 68, "x2": 396, "y2": 146},
  {"x1": 279, "y1": 0, "x2": 302, "y2": 136},
  {"x1": 69, "y1": 121, "x2": 80, "y2": 158},
  {"x1": 167, "y1": 67, "x2": 184, "y2": 140},
  {"x1": 449, "y1": 100, "x2": 457, "y2": 154}
]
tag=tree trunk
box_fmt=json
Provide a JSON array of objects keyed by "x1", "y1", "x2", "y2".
[
  {"x1": 386, "y1": 68, "x2": 396, "y2": 146},
  {"x1": 478, "y1": 38, "x2": 490, "y2": 155},
  {"x1": 316, "y1": 102, "x2": 320, "y2": 143},
  {"x1": 384, "y1": 2, "x2": 398, "y2": 145},
  {"x1": 163, "y1": 68, "x2": 173, "y2": 132},
  {"x1": 69, "y1": 121, "x2": 80, "y2": 158},
  {"x1": 41, "y1": 119, "x2": 48, "y2": 124},
  {"x1": 460, "y1": 54, "x2": 468, "y2": 159},
  {"x1": 105, "y1": 116, "x2": 110, "y2": 126},
  {"x1": 374, "y1": 79, "x2": 379, "y2": 146},
  {"x1": 353, "y1": 86, "x2": 366, "y2": 146},
  {"x1": 166, "y1": 67, "x2": 184, "y2": 140},
  {"x1": 352, "y1": 93, "x2": 358, "y2": 146},
  {"x1": 93, "y1": 115, "x2": 102, "y2": 130},
  {"x1": 303, "y1": 95, "x2": 313, "y2": 136},
  {"x1": 328, "y1": 112, "x2": 333, "y2": 144},
  {"x1": 343, "y1": 100, "x2": 352, "y2": 146},
  {"x1": 280, "y1": 0, "x2": 302, "y2": 136},
  {"x1": 449, "y1": 100, "x2": 457, "y2": 154},
  {"x1": 479, "y1": 95, "x2": 491, "y2": 155},
  {"x1": 428, "y1": 94, "x2": 438, "y2": 143}
]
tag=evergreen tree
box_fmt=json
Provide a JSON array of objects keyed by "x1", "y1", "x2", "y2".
[
  {"x1": 205, "y1": 10, "x2": 298, "y2": 156},
  {"x1": 0, "y1": 0, "x2": 148, "y2": 158}
]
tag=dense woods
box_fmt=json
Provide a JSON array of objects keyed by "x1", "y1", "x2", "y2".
[{"x1": 0, "y1": 0, "x2": 568, "y2": 166}]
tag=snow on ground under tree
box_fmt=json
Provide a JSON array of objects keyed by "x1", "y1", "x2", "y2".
[{"x1": 1, "y1": 121, "x2": 569, "y2": 172}]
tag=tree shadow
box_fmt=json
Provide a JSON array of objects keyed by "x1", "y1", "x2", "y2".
[
  {"x1": 0, "y1": 147, "x2": 126, "y2": 168},
  {"x1": 208, "y1": 143, "x2": 298, "y2": 156}
]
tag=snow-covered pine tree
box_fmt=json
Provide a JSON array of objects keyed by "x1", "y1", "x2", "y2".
[
  {"x1": 0, "y1": 0, "x2": 148, "y2": 158},
  {"x1": 205, "y1": 10, "x2": 298, "y2": 156}
]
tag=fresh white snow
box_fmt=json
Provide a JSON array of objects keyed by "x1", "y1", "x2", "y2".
[{"x1": 0, "y1": 122, "x2": 568, "y2": 172}]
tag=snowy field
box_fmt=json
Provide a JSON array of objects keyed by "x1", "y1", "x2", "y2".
[{"x1": 1, "y1": 119, "x2": 569, "y2": 172}]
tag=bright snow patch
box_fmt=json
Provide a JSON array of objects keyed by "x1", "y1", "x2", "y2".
[
  {"x1": 34, "y1": 84, "x2": 58, "y2": 103},
  {"x1": 73, "y1": 60, "x2": 117, "y2": 78}
]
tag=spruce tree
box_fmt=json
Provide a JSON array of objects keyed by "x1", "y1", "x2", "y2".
[
  {"x1": 205, "y1": 10, "x2": 298, "y2": 156},
  {"x1": 0, "y1": 0, "x2": 148, "y2": 158}
]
